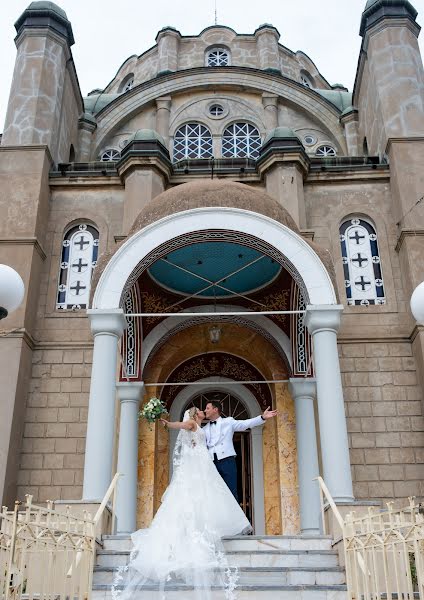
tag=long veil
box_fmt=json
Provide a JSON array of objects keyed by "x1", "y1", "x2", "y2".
[{"x1": 111, "y1": 409, "x2": 239, "y2": 599}]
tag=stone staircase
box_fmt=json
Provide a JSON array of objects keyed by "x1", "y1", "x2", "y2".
[{"x1": 92, "y1": 534, "x2": 347, "y2": 599}]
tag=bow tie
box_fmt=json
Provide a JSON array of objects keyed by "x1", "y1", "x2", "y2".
[{"x1": 210, "y1": 421, "x2": 217, "y2": 425}]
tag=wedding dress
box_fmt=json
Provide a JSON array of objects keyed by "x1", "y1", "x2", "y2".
[{"x1": 112, "y1": 412, "x2": 251, "y2": 599}]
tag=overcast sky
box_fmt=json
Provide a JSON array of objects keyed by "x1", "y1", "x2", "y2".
[{"x1": 1, "y1": 0, "x2": 424, "y2": 129}]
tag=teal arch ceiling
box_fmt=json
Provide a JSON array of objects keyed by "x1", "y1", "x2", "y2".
[{"x1": 148, "y1": 241, "x2": 281, "y2": 298}]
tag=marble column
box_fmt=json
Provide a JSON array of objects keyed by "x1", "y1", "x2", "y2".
[
  {"x1": 155, "y1": 96, "x2": 172, "y2": 147},
  {"x1": 116, "y1": 382, "x2": 144, "y2": 533},
  {"x1": 289, "y1": 378, "x2": 320, "y2": 534},
  {"x1": 83, "y1": 309, "x2": 127, "y2": 500},
  {"x1": 305, "y1": 305, "x2": 354, "y2": 503}
]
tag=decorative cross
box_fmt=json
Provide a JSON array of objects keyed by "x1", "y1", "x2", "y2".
[
  {"x1": 355, "y1": 276, "x2": 371, "y2": 291},
  {"x1": 349, "y1": 230, "x2": 366, "y2": 245},
  {"x1": 70, "y1": 281, "x2": 87, "y2": 296},
  {"x1": 351, "y1": 254, "x2": 368, "y2": 267},
  {"x1": 72, "y1": 258, "x2": 89, "y2": 273},
  {"x1": 74, "y1": 235, "x2": 90, "y2": 251}
]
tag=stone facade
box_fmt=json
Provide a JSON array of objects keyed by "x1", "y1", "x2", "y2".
[{"x1": 1, "y1": 0, "x2": 424, "y2": 535}]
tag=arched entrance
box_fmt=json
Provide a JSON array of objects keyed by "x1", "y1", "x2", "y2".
[{"x1": 83, "y1": 180, "x2": 354, "y2": 537}]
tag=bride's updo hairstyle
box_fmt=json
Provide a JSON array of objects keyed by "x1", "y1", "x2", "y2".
[{"x1": 188, "y1": 406, "x2": 198, "y2": 420}]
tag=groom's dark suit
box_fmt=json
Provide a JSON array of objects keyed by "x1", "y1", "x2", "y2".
[{"x1": 204, "y1": 415, "x2": 265, "y2": 501}]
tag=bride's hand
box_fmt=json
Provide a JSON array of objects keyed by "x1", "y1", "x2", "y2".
[{"x1": 160, "y1": 419, "x2": 169, "y2": 428}]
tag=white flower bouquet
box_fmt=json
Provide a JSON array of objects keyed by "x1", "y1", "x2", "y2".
[{"x1": 139, "y1": 397, "x2": 167, "y2": 425}]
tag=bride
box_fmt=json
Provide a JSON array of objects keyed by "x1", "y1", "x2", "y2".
[{"x1": 112, "y1": 407, "x2": 251, "y2": 599}]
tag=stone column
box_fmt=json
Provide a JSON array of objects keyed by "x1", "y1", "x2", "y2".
[
  {"x1": 156, "y1": 27, "x2": 180, "y2": 75},
  {"x1": 289, "y1": 378, "x2": 321, "y2": 534},
  {"x1": 305, "y1": 305, "x2": 354, "y2": 503},
  {"x1": 155, "y1": 97, "x2": 172, "y2": 147},
  {"x1": 340, "y1": 109, "x2": 359, "y2": 157},
  {"x1": 83, "y1": 309, "x2": 127, "y2": 501},
  {"x1": 77, "y1": 114, "x2": 97, "y2": 161},
  {"x1": 262, "y1": 94, "x2": 279, "y2": 132},
  {"x1": 116, "y1": 382, "x2": 144, "y2": 533}
]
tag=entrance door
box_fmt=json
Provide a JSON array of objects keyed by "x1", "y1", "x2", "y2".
[{"x1": 182, "y1": 391, "x2": 253, "y2": 524}]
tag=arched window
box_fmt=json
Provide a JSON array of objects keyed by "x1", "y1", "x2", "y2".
[
  {"x1": 300, "y1": 70, "x2": 314, "y2": 88},
  {"x1": 316, "y1": 145, "x2": 336, "y2": 157},
  {"x1": 340, "y1": 217, "x2": 385, "y2": 306},
  {"x1": 69, "y1": 144, "x2": 75, "y2": 162},
  {"x1": 56, "y1": 223, "x2": 99, "y2": 310},
  {"x1": 173, "y1": 123, "x2": 213, "y2": 161},
  {"x1": 222, "y1": 122, "x2": 262, "y2": 159},
  {"x1": 206, "y1": 47, "x2": 230, "y2": 67},
  {"x1": 100, "y1": 148, "x2": 121, "y2": 162},
  {"x1": 119, "y1": 74, "x2": 135, "y2": 93}
]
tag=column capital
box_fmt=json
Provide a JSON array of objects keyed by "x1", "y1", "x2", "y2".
[
  {"x1": 156, "y1": 96, "x2": 172, "y2": 110},
  {"x1": 262, "y1": 93, "x2": 278, "y2": 108},
  {"x1": 288, "y1": 378, "x2": 316, "y2": 399},
  {"x1": 87, "y1": 308, "x2": 127, "y2": 337},
  {"x1": 304, "y1": 305, "x2": 344, "y2": 335},
  {"x1": 116, "y1": 381, "x2": 145, "y2": 403}
]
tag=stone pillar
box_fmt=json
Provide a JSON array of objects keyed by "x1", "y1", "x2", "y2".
[
  {"x1": 77, "y1": 114, "x2": 97, "y2": 161},
  {"x1": 289, "y1": 378, "x2": 321, "y2": 534},
  {"x1": 83, "y1": 309, "x2": 127, "y2": 501},
  {"x1": 116, "y1": 382, "x2": 144, "y2": 533},
  {"x1": 340, "y1": 109, "x2": 359, "y2": 157},
  {"x1": 305, "y1": 305, "x2": 354, "y2": 503},
  {"x1": 254, "y1": 24, "x2": 281, "y2": 72},
  {"x1": 155, "y1": 97, "x2": 172, "y2": 147},
  {"x1": 262, "y1": 94, "x2": 279, "y2": 132},
  {"x1": 156, "y1": 27, "x2": 181, "y2": 75}
]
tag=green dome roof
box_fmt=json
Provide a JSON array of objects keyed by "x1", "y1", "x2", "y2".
[
  {"x1": 125, "y1": 129, "x2": 166, "y2": 146},
  {"x1": 263, "y1": 127, "x2": 300, "y2": 145},
  {"x1": 27, "y1": 2, "x2": 68, "y2": 20}
]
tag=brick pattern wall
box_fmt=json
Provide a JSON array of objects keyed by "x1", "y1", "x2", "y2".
[
  {"x1": 342, "y1": 341, "x2": 424, "y2": 504},
  {"x1": 17, "y1": 348, "x2": 92, "y2": 502}
]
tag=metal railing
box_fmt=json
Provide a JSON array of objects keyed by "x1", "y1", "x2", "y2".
[
  {"x1": 316, "y1": 475, "x2": 424, "y2": 600},
  {"x1": 0, "y1": 473, "x2": 120, "y2": 600}
]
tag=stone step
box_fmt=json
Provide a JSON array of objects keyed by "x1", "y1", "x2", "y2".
[
  {"x1": 92, "y1": 585, "x2": 348, "y2": 599},
  {"x1": 101, "y1": 534, "x2": 333, "y2": 553},
  {"x1": 93, "y1": 566, "x2": 345, "y2": 587},
  {"x1": 96, "y1": 549, "x2": 339, "y2": 569}
]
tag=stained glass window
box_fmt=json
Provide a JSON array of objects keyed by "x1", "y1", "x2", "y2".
[
  {"x1": 56, "y1": 223, "x2": 99, "y2": 310},
  {"x1": 340, "y1": 218, "x2": 385, "y2": 306}
]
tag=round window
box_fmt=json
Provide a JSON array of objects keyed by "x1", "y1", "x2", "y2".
[
  {"x1": 304, "y1": 135, "x2": 316, "y2": 146},
  {"x1": 209, "y1": 104, "x2": 224, "y2": 117}
]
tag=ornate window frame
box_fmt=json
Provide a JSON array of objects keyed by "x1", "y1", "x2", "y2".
[
  {"x1": 339, "y1": 217, "x2": 385, "y2": 306},
  {"x1": 173, "y1": 122, "x2": 213, "y2": 161},
  {"x1": 221, "y1": 121, "x2": 262, "y2": 159},
  {"x1": 56, "y1": 223, "x2": 99, "y2": 311}
]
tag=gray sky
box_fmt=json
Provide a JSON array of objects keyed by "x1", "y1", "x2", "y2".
[{"x1": 1, "y1": 0, "x2": 424, "y2": 129}]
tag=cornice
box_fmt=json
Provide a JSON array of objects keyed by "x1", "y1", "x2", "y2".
[
  {"x1": 395, "y1": 229, "x2": 424, "y2": 253},
  {"x1": 0, "y1": 237, "x2": 47, "y2": 261}
]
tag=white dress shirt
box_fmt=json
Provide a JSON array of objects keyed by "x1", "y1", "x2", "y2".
[{"x1": 205, "y1": 415, "x2": 265, "y2": 460}]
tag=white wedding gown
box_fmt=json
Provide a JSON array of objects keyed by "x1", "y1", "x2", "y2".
[{"x1": 112, "y1": 420, "x2": 251, "y2": 599}]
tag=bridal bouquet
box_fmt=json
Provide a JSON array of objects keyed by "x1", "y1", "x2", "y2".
[{"x1": 139, "y1": 397, "x2": 167, "y2": 425}]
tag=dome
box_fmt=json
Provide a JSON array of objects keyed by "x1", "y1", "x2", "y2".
[
  {"x1": 128, "y1": 179, "x2": 300, "y2": 237},
  {"x1": 125, "y1": 129, "x2": 166, "y2": 146},
  {"x1": 263, "y1": 127, "x2": 300, "y2": 146},
  {"x1": 26, "y1": 1, "x2": 68, "y2": 19}
]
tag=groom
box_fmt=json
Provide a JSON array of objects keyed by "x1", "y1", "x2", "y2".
[{"x1": 204, "y1": 401, "x2": 277, "y2": 501}]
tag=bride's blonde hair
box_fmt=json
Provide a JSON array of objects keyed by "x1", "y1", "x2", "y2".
[{"x1": 188, "y1": 406, "x2": 199, "y2": 420}]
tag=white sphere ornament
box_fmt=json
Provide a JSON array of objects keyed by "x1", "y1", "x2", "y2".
[
  {"x1": 0, "y1": 264, "x2": 25, "y2": 317},
  {"x1": 410, "y1": 281, "x2": 424, "y2": 324}
]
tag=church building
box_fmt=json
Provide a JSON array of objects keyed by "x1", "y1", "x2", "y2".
[{"x1": 1, "y1": 0, "x2": 424, "y2": 542}]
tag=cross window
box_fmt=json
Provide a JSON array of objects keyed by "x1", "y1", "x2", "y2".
[
  {"x1": 339, "y1": 217, "x2": 385, "y2": 306},
  {"x1": 57, "y1": 223, "x2": 99, "y2": 310}
]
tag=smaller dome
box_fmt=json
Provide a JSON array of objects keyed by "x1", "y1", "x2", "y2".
[
  {"x1": 26, "y1": 1, "x2": 68, "y2": 20},
  {"x1": 263, "y1": 127, "x2": 301, "y2": 145},
  {"x1": 125, "y1": 129, "x2": 166, "y2": 146}
]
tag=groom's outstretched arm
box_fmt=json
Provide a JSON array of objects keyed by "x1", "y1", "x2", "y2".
[{"x1": 231, "y1": 407, "x2": 278, "y2": 432}]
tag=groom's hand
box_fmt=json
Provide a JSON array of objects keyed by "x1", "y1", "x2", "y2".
[{"x1": 262, "y1": 406, "x2": 278, "y2": 420}]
